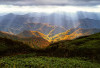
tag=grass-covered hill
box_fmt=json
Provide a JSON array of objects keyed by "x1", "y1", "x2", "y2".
[
  {"x1": 0, "y1": 37, "x2": 33, "y2": 56},
  {"x1": 0, "y1": 32, "x2": 100, "y2": 68},
  {"x1": 0, "y1": 54, "x2": 100, "y2": 68},
  {"x1": 46, "y1": 32, "x2": 100, "y2": 62}
]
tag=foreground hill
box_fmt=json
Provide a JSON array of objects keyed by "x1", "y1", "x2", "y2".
[
  {"x1": 0, "y1": 55, "x2": 100, "y2": 68},
  {"x1": 0, "y1": 32, "x2": 100, "y2": 68},
  {"x1": 0, "y1": 37, "x2": 33, "y2": 56},
  {"x1": 47, "y1": 32, "x2": 100, "y2": 61}
]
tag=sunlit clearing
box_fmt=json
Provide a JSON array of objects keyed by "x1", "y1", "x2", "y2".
[{"x1": 0, "y1": 5, "x2": 100, "y2": 14}]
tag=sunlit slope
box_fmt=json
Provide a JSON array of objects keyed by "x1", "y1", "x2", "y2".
[
  {"x1": 0, "y1": 31, "x2": 49, "y2": 48},
  {"x1": 47, "y1": 26, "x2": 66, "y2": 37},
  {"x1": 0, "y1": 31, "x2": 20, "y2": 40},
  {"x1": 51, "y1": 28, "x2": 100, "y2": 42},
  {"x1": 21, "y1": 37, "x2": 49, "y2": 48}
]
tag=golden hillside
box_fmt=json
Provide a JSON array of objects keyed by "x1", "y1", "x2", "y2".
[{"x1": 50, "y1": 28, "x2": 100, "y2": 42}]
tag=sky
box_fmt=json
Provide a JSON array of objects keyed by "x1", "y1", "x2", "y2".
[{"x1": 0, "y1": 0, "x2": 100, "y2": 6}]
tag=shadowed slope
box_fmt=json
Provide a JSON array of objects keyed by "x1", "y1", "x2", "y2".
[{"x1": 0, "y1": 37, "x2": 33, "y2": 56}]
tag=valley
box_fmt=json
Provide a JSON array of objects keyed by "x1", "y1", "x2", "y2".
[
  {"x1": 0, "y1": 31, "x2": 100, "y2": 68},
  {"x1": 0, "y1": 13, "x2": 100, "y2": 68}
]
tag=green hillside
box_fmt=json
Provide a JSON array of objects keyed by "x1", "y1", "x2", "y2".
[
  {"x1": 47, "y1": 32, "x2": 100, "y2": 62},
  {"x1": 0, "y1": 32, "x2": 100, "y2": 68},
  {"x1": 0, "y1": 54, "x2": 100, "y2": 68},
  {"x1": 0, "y1": 37, "x2": 33, "y2": 56}
]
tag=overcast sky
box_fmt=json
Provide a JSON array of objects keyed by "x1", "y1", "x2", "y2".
[{"x1": 0, "y1": 0, "x2": 100, "y2": 6}]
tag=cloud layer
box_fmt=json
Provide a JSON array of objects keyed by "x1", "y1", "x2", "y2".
[
  {"x1": 0, "y1": 5, "x2": 100, "y2": 14},
  {"x1": 0, "y1": 0, "x2": 100, "y2": 6}
]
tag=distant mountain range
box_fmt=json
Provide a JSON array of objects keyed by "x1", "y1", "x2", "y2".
[
  {"x1": 77, "y1": 18, "x2": 100, "y2": 29},
  {"x1": 0, "y1": 13, "x2": 100, "y2": 48},
  {"x1": 0, "y1": 13, "x2": 66, "y2": 36},
  {"x1": 0, "y1": 13, "x2": 100, "y2": 34},
  {"x1": 0, "y1": 28, "x2": 100, "y2": 48}
]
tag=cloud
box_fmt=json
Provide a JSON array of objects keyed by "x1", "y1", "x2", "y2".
[
  {"x1": 0, "y1": 5, "x2": 100, "y2": 14},
  {"x1": 0, "y1": 0, "x2": 100, "y2": 6}
]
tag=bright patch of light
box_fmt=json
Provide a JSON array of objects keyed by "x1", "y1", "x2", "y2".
[
  {"x1": 96, "y1": 5, "x2": 100, "y2": 7},
  {"x1": 0, "y1": 5, "x2": 100, "y2": 14}
]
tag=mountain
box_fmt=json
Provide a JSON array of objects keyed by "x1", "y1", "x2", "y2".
[
  {"x1": 77, "y1": 18, "x2": 100, "y2": 29},
  {"x1": 17, "y1": 30, "x2": 47, "y2": 38},
  {"x1": 21, "y1": 37, "x2": 49, "y2": 48},
  {"x1": 17, "y1": 30, "x2": 50, "y2": 48},
  {"x1": 77, "y1": 11, "x2": 100, "y2": 20},
  {"x1": 51, "y1": 28, "x2": 100, "y2": 42},
  {"x1": 0, "y1": 13, "x2": 32, "y2": 33},
  {"x1": 0, "y1": 13, "x2": 100, "y2": 36},
  {"x1": 0, "y1": 13, "x2": 100, "y2": 43},
  {"x1": 22, "y1": 23, "x2": 66, "y2": 36},
  {"x1": 0, "y1": 31, "x2": 20, "y2": 40},
  {"x1": 0, "y1": 13, "x2": 66, "y2": 36},
  {"x1": 0, "y1": 31, "x2": 49, "y2": 48}
]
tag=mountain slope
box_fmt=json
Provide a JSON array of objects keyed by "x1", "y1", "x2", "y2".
[
  {"x1": 0, "y1": 31, "x2": 20, "y2": 40},
  {"x1": 17, "y1": 30, "x2": 48, "y2": 39},
  {"x1": 0, "y1": 37, "x2": 33, "y2": 56},
  {"x1": 78, "y1": 18, "x2": 100, "y2": 29},
  {"x1": 51, "y1": 28, "x2": 100, "y2": 42},
  {"x1": 0, "y1": 31, "x2": 49, "y2": 48},
  {"x1": 21, "y1": 37, "x2": 49, "y2": 48},
  {"x1": 47, "y1": 32, "x2": 100, "y2": 61},
  {"x1": 0, "y1": 13, "x2": 66, "y2": 36}
]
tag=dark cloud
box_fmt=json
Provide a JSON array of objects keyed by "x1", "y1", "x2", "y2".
[{"x1": 0, "y1": 0, "x2": 100, "y2": 6}]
